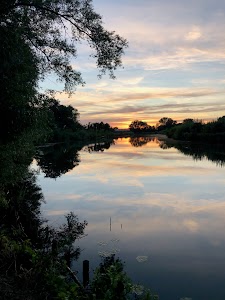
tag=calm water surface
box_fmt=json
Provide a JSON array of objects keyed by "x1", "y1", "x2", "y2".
[{"x1": 36, "y1": 137, "x2": 225, "y2": 300}]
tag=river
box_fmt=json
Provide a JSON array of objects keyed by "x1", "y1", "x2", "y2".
[{"x1": 35, "y1": 136, "x2": 225, "y2": 300}]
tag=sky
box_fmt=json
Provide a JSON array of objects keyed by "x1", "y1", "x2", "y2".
[{"x1": 42, "y1": 0, "x2": 225, "y2": 129}]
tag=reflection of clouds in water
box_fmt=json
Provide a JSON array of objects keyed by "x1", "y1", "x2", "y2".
[
  {"x1": 97, "y1": 241, "x2": 108, "y2": 246},
  {"x1": 101, "y1": 149, "x2": 190, "y2": 162},
  {"x1": 210, "y1": 240, "x2": 221, "y2": 247},
  {"x1": 136, "y1": 256, "x2": 148, "y2": 263},
  {"x1": 37, "y1": 138, "x2": 225, "y2": 300},
  {"x1": 111, "y1": 238, "x2": 120, "y2": 242},
  {"x1": 98, "y1": 249, "x2": 120, "y2": 258},
  {"x1": 97, "y1": 239, "x2": 120, "y2": 257},
  {"x1": 40, "y1": 138, "x2": 225, "y2": 280},
  {"x1": 183, "y1": 219, "x2": 199, "y2": 233},
  {"x1": 67, "y1": 159, "x2": 217, "y2": 183},
  {"x1": 43, "y1": 188, "x2": 225, "y2": 239}
]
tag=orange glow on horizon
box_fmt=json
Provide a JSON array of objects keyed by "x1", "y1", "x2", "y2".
[
  {"x1": 111, "y1": 119, "x2": 159, "y2": 129},
  {"x1": 110, "y1": 116, "x2": 217, "y2": 129}
]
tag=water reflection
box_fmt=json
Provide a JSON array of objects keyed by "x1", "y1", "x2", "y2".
[
  {"x1": 158, "y1": 139, "x2": 225, "y2": 167},
  {"x1": 35, "y1": 141, "x2": 115, "y2": 178},
  {"x1": 35, "y1": 143, "x2": 81, "y2": 178},
  {"x1": 128, "y1": 135, "x2": 225, "y2": 166},
  {"x1": 129, "y1": 136, "x2": 155, "y2": 147},
  {"x1": 38, "y1": 137, "x2": 225, "y2": 300},
  {"x1": 0, "y1": 136, "x2": 88, "y2": 299},
  {"x1": 82, "y1": 140, "x2": 115, "y2": 153}
]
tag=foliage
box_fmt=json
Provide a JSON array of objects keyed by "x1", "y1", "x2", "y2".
[
  {"x1": 40, "y1": 96, "x2": 87, "y2": 142},
  {"x1": 1, "y1": 0, "x2": 128, "y2": 94},
  {"x1": 182, "y1": 118, "x2": 194, "y2": 124},
  {"x1": 0, "y1": 131, "x2": 88, "y2": 299},
  {"x1": 91, "y1": 255, "x2": 159, "y2": 300},
  {"x1": 0, "y1": 174, "x2": 88, "y2": 298},
  {"x1": 157, "y1": 117, "x2": 177, "y2": 131},
  {"x1": 91, "y1": 255, "x2": 132, "y2": 300},
  {"x1": 0, "y1": 26, "x2": 50, "y2": 143},
  {"x1": 166, "y1": 119, "x2": 202, "y2": 140},
  {"x1": 0, "y1": 164, "x2": 157, "y2": 299},
  {"x1": 76, "y1": 122, "x2": 116, "y2": 141},
  {"x1": 166, "y1": 116, "x2": 225, "y2": 142},
  {"x1": 85, "y1": 122, "x2": 114, "y2": 131},
  {"x1": 1, "y1": 0, "x2": 127, "y2": 144},
  {"x1": 129, "y1": 120, "x2": 154, "y2": 133},
  {"x1": 46, "y1": 98, "x2": 82, "y2": 131},
  {"x1": 0, "y1": 132, "x2": 36, "y2": 185}
]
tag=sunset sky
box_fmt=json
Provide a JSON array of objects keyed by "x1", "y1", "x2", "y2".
[{"x1": 42, "y1": 0, "x2": 225, "y2": 129}]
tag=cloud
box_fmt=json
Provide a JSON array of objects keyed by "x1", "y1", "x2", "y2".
[
  {"x1": 118, "y1": 77, "x2": 144, "y2": 85},
  {"x1": 185, "y1": 26, "x2": 202, "y2": 41},
  {"x1": 183, "y1": 219, "x2": 199, "y2": 232},
  {"x1": 83, "y1": 101, "x2": 225, "y2": 119},
  {"x1": 58, "y1": 87, "x2": 224, "y2": 105},
  {"x1": 44, "y1": 0, "x2": 225, "y2": 129},
  {"x1": 105, "y1": 88, "x2": 223, "y2": 103},
  {"x1": 123, "y1": 46, "x2": 225, "y2": 72}
]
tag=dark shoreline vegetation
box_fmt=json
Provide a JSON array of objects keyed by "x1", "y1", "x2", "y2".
[{"x1": 128, "y1": 117, "x2": 225, "y2": 144}]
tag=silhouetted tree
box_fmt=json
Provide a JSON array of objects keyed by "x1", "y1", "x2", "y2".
[
  {"x1": 0, "y1": 27, "x2": 49, "y2": 142},
  {"x1": 47, "y1": 99, "x2": 81, "y2": 130},
  {"x1": 1, "y1": 0, "x2": 128, "y2": 144},
  {"x1": 1, "y1": 0, "x2": 128, "y2": 94},
  {"x1": 157, "y1": 117, "x2": 177, "y2": 131},
  {"x1": 129, "y1": 120, "x2": 152, "y2": 133},
  {"x1": 86, "y1": 122, "x2": 113, "y2": 131},
  {"x1": 183, "y1": 118, "x2": 194, "y2": 124}
]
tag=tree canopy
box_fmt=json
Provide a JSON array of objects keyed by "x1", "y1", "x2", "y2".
[
  {"x1": 158, "y1": 117, "x2": 176, "y2": 128},
  {"x1": 0, "y1": 0, "x2": 128, "y2": 142},
  {"x1": 129, "y1": 120, "x2": 153, "y2": 133},
  {"x1": 1, "y1": 0, "x2": 128, "y2": 94}
]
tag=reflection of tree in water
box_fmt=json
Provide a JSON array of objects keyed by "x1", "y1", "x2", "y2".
[
  {"x1": 158, "y1": 140, "x2": 225, "y2": 167},
  {"x1": 156, "y1": 139, "x2": 171, "y2": 150},
  {"x1": 83, "y1": 140, "x2": 114, "y2": 153},
  {"x1": 35, "y1": 143, "x2": 81, "y2": 178},
  {"x1": 0, "y1": 139, "x2": 87, "y2": 299},
  {"x1": 129, "y1": 136, "x2": 155, "y2": 147}
]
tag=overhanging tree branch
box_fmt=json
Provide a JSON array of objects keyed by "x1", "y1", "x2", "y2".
[
  {"x1": 12, "y1": 2, "x2": 94, "y2": 39},
  {"x1": 2, "y1": 0, "x2": 128, "y2": 93}
]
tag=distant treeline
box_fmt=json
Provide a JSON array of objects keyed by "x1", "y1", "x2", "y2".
[
  {"x1": 128, "y1": 117, "x2": 177, "y2": 133},
  {"x1": 166, "y1": 116, "x2": 225, "y2": 142},
  {"x1": 45, "y1": 98, "x2": 116, "y2": 143},
  {"x1": 128, "y1": 117, "x2": 225, "y2": 143}
]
